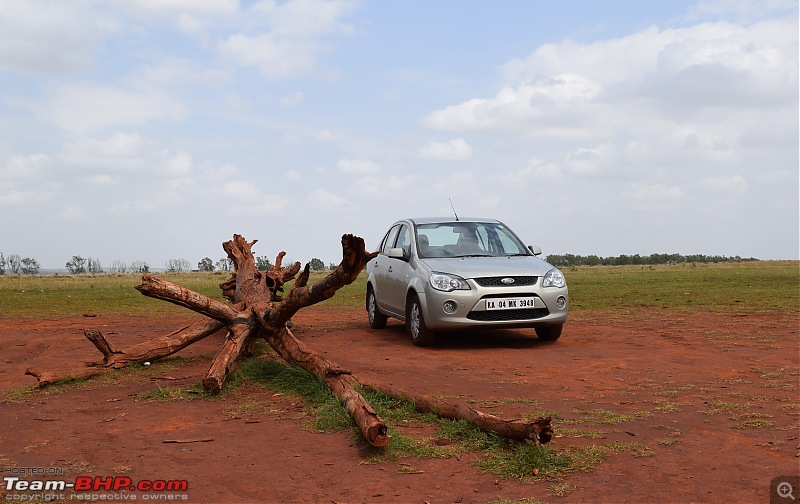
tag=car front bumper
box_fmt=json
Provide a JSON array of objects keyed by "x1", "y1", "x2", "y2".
[{"x1": 419, "y1": 283, "x2": 569, "y2": 331}]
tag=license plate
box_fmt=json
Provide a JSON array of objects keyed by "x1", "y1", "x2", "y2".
[{"x1": 485, "y1": 297, "x2": 540, "y2": 310}]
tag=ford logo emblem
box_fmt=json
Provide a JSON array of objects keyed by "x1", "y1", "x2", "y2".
[{"x1": 501, "y1": 277, "x2": 515, "y2": 285}]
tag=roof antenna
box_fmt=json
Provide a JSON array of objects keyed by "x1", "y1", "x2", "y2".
[{"x1": 449, "y1": 198, "x2": 459, "y2": 221}]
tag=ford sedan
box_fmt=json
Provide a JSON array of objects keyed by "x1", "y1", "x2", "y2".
[{"x1": 365, "y1": 217, "x2": 568, "y2": 345}]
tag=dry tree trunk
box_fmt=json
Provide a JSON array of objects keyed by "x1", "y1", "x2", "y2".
[
  {"x1": 26, "y1": 233, "x2": 551, "y2": 448},
  {"x1": 363, "y1": 382, "x2": 553, "y2": 445}
]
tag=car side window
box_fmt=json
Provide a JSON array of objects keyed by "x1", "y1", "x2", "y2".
[
  {"x1": 396, "y1": 225, "x2": 411, "y2": 257},
  {"x1": 381, "y1": 225, "x2": 401, "y2": 255}
]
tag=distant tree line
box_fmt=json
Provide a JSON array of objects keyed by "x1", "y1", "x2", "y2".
[
  {"x1": 0, "y1": 252, "x2": 40, "y2": 275},
  {"x1": 9, "y1": 250, "x2": 756, "y2": 276},
  {"x1": 197, "y1": 256, "x2": 330, "y2": 272},
  {"x1": 545, "y1": 253, "x2": 759, "y2": 267}
]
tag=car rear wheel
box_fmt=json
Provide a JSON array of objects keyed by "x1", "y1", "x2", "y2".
[
  {"x1": 407, "y1": 294, "x2": 435, "y2": 346},
  {"x1": 535, "y1": 325, "x2": 562, "y2": 341},
  {"x1": 366, "y1": 285, "x2": 387, "y2": 329}
]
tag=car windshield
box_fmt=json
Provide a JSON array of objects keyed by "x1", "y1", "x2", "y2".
[{"x1": 415, "y1": 222, "x2": 529, "y2": 258}]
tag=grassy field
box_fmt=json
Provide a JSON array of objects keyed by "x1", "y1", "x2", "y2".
[{"x1": 0, "y1": 260, "x2": 796, "y2": 318}]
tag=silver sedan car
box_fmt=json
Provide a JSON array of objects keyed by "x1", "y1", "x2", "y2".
[{"x1": 365, "y1": 217, "x2": 568, "y2": 345}]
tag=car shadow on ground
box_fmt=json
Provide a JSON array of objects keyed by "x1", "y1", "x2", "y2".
[{"x1": 378, "y1": 322, "x2": 552, "y2": 350}]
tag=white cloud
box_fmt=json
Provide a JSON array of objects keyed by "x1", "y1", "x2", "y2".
[
  {"x1": 216, "y1": 0, "x2": 357, "y2": 79},
  {"x1": 698, "y1": 174, "x2": 747, "y2": 193},
  {"x1": 526, "y1": 159, "x2": 562, "y2": 180},
  {"x1": 354, "y1": 175, "x2": 416, "y2": 198},
  {"x1": 126, "y1": 58, "x2": 232, "y2": 89},
  {"x1": 218, "y1": 33, "x2": 317, "y2": 79},
  {"x1": 111, "y1": 0, "x2": 239, "y2": 35},
  {"x1": 337, "y1": 158, "x2": 381, "y2": 174},
  {"x1": 51, "y1": 205, "x2": 87, "y2": 221},
  {"x1": 228, "y1": 195, "x2": 288, "y2": 216},
  {"x1": 564, "y1": 146, "x2": 608, "y2": 176},
  {"x1": 108, "y1": 199, "x2": 158, "y2": 215},
  {"x1": 687, "y1": 0, "x2": 797, "y2": 20},
  {"x1": 166, "y1": 152, "x2": 193, "y2": 177},
  {"x1": 248, "y1": 0, "x2": 358, "y2": 38},
  {"x1": 84, "y1": 175, "x2": 116, "y2": 186},
  {"x1": 0, "y1": 0, "x2": 117, "y2": 74},
  {"x1": 0, "y1": 154, "x2": 57, "y2": 207},
  {"x1": 308, "y1": 188, "x2": 350, "y2": 207},
  {"x1": 1, "y1": 154, "x2": 50, "y2": 179},
  {"x1": 316, "y1": 130, "x2": 345, "y2": 141},
  {"x1": 418, "y1": 138, "x2": 473, "y2": 161},
  {"x1": 423, "y1": 17, "x2": 797, "y2": 145},
  {"x1": 61, "y1": 133, "x2": 149, "y2": 171},
  {"x1": 279, "y1": 91, "x2": 304, "y2": 107},
  {"x1": 222, "y1": 180, "x2": 262, "y2": 202},
  {"x1": 13, "y1": 82, "x2": 185, "y2": 134},
  {"x1": 0, "y1": 188, "x2": 57, "y2": 206},
  {"x1": 625, "y1": 183, "x2": 687, "y2": 203}
]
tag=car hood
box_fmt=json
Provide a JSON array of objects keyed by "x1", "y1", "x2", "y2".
[{"x1": 419, "y1": 255, "x2": 555, "y2": 279}]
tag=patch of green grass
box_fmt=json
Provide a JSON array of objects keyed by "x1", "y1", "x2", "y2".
[
  {"x1": 476, "y1": 441, "x2": 575, "y2": 480},
  {"x1": 0, "y1": 272, "x2": 229, "y2": 317},
  {"x1": 3, "y1": 261, "x2": 798, "y2": 317},
  {"x1": 733, "y1": 418, "x2": 775, "y2": 429},
  {"x1": 558, "y1": 428, "x2": 605, "y2": 439},
  {"x1": 658, "y1": 438, "x2": 683, "y2": 446},
  {"x1": 564, "y1": 261, "x2": 799, "y2": 314},
  {"x1": 136, "y1": 382, "x2": 208, "y2": 401},
  {"x1": 653, "y1": 401, "x2": 681, "y2": 413},
  {"x1": 573, "y1": 408, "x2": 653, "y2": 425},
  {"x1": 225, "y1": 356, "x2": 353, "y2": 432},
  {"x1": 759, "y1": 368, "x2": 787, "y2": 380},
  {"x1": 548, "y1": 482, "x2": 579, "y2": 497},
  {"x1": 468, "y1": 397, "x2": 539, "y2": 409},
  {"x1": 476, "y1": 441, "x2": 651, "y2": 481}
]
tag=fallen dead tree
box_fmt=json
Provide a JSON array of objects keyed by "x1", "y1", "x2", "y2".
[{"x1": 26, "y1": 233, "x2": 552, "y2": 447}]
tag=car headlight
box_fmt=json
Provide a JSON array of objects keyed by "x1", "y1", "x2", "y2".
[
  {"x1": 430, "y1": 272, "x2": 470, "y2": 292},
  {"x1": 542, "y1": 268, "x2": 566, "y2": 288}
]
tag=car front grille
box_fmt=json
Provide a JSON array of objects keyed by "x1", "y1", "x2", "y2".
[
  {"x1": 473, "y1": 276, "x2": 538, "y2": 287},
  {"x1": 467, "y1": 308, "x2": 550, "y2": 322}
]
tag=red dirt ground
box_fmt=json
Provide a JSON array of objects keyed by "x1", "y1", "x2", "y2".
[{"x1": 1, "y1": 306, "x2": 798, "y2": 503}]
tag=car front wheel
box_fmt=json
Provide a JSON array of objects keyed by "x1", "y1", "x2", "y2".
[
  {"x1": 366, "y1": 285, "x2": 388, "y2": 329},
  {"x1": 535, "y1": 325, "x2": 562, "y2": 341},
  {"x1": 407, "y1": 294, "x2": 435, "y2": 346}
]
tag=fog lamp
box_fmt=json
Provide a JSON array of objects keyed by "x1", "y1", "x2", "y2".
[
  {"x1": 443, "y1": 300, "x2": 458, "y2": 314},
  {"x1": 556, "y1": 296, "x2": 567, "y2": 310}
]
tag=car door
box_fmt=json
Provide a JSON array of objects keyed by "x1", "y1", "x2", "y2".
[
  {"x1": 373, "y1": 224, "x2": 402, "y2": 315},
  {"x1": 384, "y1": 224, "x2": 413, "y2": 315},
  {"x1": 373, "y1": 223, "x2": 413, "y2": 316}
]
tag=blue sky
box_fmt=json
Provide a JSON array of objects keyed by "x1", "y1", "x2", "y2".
[{"x1": 1, "y1": 0, "x2": 797, "y2": 270}]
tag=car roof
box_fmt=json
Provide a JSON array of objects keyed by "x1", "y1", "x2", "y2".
[{"x1": 408, "y1": 217, "x2": 501, "y2": 225}]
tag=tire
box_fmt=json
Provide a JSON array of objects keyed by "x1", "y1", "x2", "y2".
[
  {"x1": 407, "y1": 294, "x2": 435, "y2": 346},
  {"x1": 535, "y1": 325, "x2": 562, "y2": 341},
  {"x1": 366, "y1": 285, "x2": 388, "y2": 329}
]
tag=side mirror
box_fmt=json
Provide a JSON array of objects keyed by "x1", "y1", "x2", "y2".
[
  {"x1": 387, "y1": 248, "x2": 405, "y2": 259},
  {"x1": 528, "y1": 245, "x2": 542, "y2": 256}
]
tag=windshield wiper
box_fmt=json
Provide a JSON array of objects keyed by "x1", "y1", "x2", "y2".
[{"x1": 459, "y1": 254, "x2": 494, "y2": 258}]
